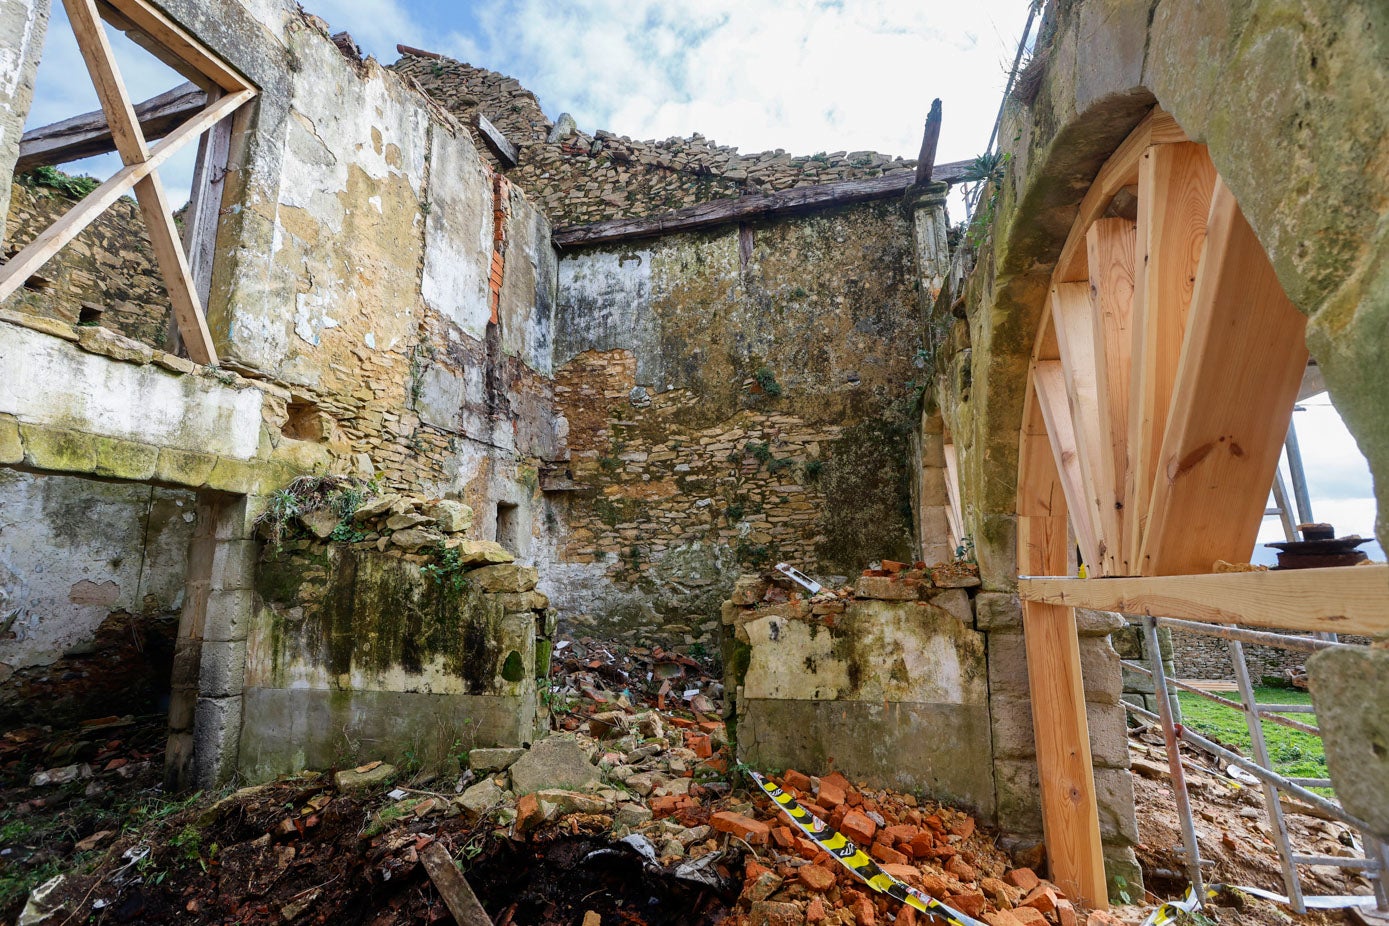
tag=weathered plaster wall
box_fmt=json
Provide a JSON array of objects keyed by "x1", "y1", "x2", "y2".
[
  {"x1": 545, "y1": 201, "x2": 925, "y2": 645},
  {"x1": 0, "y1": 0, "x2": 47, "y2": 246}
]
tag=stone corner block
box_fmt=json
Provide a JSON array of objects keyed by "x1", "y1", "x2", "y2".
[
  {"x1": 975, "y1": 591, "x2": 1022, "y2": 631},
  {"x1": 1307, "y1": 646, "x2": 1389, "y2": 839},
  {"x1": 0, "y1": 415, "x2": 21, "y2": 465},
  {"x1": 203, "y1": 589, "x2": 256, "y2": 643},
  {"x1": 193, "y1": 695, "x2": 243, "y2": 788},
  {"x1": 198, "y1": 639, "x2": 249, "y2": 698}
]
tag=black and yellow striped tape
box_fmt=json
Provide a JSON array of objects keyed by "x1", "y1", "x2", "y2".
[{"x1": 749, "y1": 770, "x2": 988, "y2": 926}]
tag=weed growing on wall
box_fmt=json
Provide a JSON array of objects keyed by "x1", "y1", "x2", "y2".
[
  {"x1": 256, "y1": 475, "x2": 377, "y2": 549},
  {"x1": 420, "y1": 544, "x2": 471, "y2": 594},
  {"x1": 20, "y1": 166, "x2": 99, "y2": 199}
]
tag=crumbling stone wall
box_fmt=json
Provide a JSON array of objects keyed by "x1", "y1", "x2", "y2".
[
  {"x1": 2, "y1": 181, "x2": 172, "y2": 349},
  {"x1": 392, "y1": 54, "x2": 918, "y2": 227},
  {"x1": 542, "y1": 200, "x2": 925, "y2": 645}
]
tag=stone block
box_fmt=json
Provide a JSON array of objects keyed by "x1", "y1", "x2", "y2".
[
  {"x1": 20, "y1": 424, "x2": 97, "y2": 474},
  {"x1": 444, "y1": 539, "x2": 515, "y2": 565},
  {"x1": 76, "y1": 325, "x2": 153, "y2": 364},
  {"x1": 0, "y1": 415, "x2": 21, "y2": 465},
  {"x1": 203, "y1": 589, "x2": 255, "y2": 643},
  {"x1": 855, "y1": 575, "x2": 919, "y2": 600},
  {"x1": 994, "y1": 758, "x2": 1043, "y2": 834},
  {"x1": 198, "y1": 639, "x2": 248, "y2": 698},
  {"x1": 991, "y1": 696, "x2": 1035, "y2": 761},
  {"x1": 975, "y1": 513, "x2": 1017, "y2": 591},
  {"x1": 509, "y1": 735, "x2": 601, "y2": 795},
  {"x1": 192, "y1": 695, "x2": 242, "y2": 788},
  {"x1": 976, "y1": 592, "x2": 1022, "y2": 631},
  {"x1": 469, "y1": 747, "x2": 526, "y2": 773},
  {"x1": 469, "y1": 564, "x2": 539, "y2": 593},
  {"x1": 929, "y1": 587, "x2": 973, "y2": 625},
  {"x1": 1087, "y1": 702, "x2": 1130, "y2": 769},
  {"x1": 1308, "y1": 646, "x2": 1389, "y2": 839},
  {"x1": 334, "y1": 763, "x2": 397, "y2": 790},
  {"x1": 1110, "y1": 626, "x2": 1144, "y2": 660},
  {"x1": 1075, "y1": 609, "x2": 1126, "y2": 637},
  {"x1": 210, "y1": 540, "x2": 258, "y2": 592},
  {"x1": 1079, "y1": 636, "x2": 1121, "y2": 705},
  {"x1": 390, "y1": 526, "x2": 442, "y2": 552},
  {"x1": 429, "y1": 499, "x2": 473, "y2": 533},
  {"x1": 1103, "y1": 845, "x2": 1144, "y2": 904},
  {"x1": 155, "y1": 447, "x2": 219, "y2": 488},
  {"x1": 1094, "y1": 765, "x2": 1139, "y2": 846},
  {"x1": 495, "y1": 591, "x2": 549, "y2": 612},
  {"x1": 987, "y1": 631, "x2": 1029, "y2": 700},
  {"x1": 205, "y1": 457, "x2": 259, "y2": 494}
]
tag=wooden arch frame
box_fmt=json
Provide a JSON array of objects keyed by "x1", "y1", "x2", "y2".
[
  {"x1": 1016, "y1": 108, "x2": 1314, "y2": 905},
  {"x1": 0, "y1": 0, "x2": 256, "y2": 364}
]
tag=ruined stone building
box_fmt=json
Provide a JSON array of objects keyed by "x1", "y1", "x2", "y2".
[{"x1": 1, "y1": 0, "x2": 1387, "y2": 918}]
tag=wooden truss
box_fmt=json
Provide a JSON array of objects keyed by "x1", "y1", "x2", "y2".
[
  {"x1": 0, "y1": 0, "x2": 256, "y2": 365},
  {"x1": 1009, "y1": 107, "x2": 1388, "y2": 907}
]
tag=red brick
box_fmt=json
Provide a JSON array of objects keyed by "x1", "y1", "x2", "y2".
[
  {"x1": 1084, "y1": 912, "x2": 1125, "y2": 926},
  {"x1": 885, "y1": 824, "x2": 918, "y2": 846},
  {"x1": 816, "y1": 779, "x2": 846, "y2": 809},
  {"x1": 949, "y1": 891, "x2": 987, "y2": 917},
  {"x1": 920, "y1": 872, "x2": 950, "y2": 897},
  {"x1": 948, "y1": 816, "x2": 976, "y2": 839},
  {"x1": 882, "y1": 863, "x2": 922, "y2": 884},
  {"x1": 799, "y1": 864, "x2": 836, "y2": 892},
  {"x1": 771, "y1": 826, "x2": 796, "y2": 849},
  {"x1": 984, "y1": 912, "x2": 1026, "y2": 926},
  {"x1": 745, "y1": 858, "x2": 773, "y2": 880},
  {"x1": 909, "y1": 832, "x2": 936, "y2": 858},
  {"x1": 870, "y1": 842, "x2": 908, "y2": 866},
  {"x1": 650, "y1": 795, "x2": 684, "y2": 818},
  {"x1": 515, "y1": 793, "x2": 544, "y2": 834},
  {"x1": 806, "y1": 898, "x2": 828, "y2": 923},
  {"x1": 800, "y1": 800, "x2": 830, "y2": 821},
  {"x1": 1056, "y1": 900, "x2": 1077, "y2": 926},
  {"x1": 829, "y1": 806, "x2": 849, "y2": 830},
  {"x1": 851, "y1": 894, "x2": 877, "y2": 926},
  {"x1": 1005, "y1": 868, "x2": 1041, "y2": 892},
  {"x1": 946, "y1": 855, "x2": 978, "y2": 882},
  {"x1": 840, "y1": 810, "x2": 877, "y2": 845},
  {"x1": 1012, "y1": 907, "x2": 1048, "y2": 926},
  {"x1": 1022, "y1": 886, "x2": 1059, "y2": 914},
  {"x1": 684, "y1": 732, "x2": 713, "y2": 758},
  {"x1": 711, "y1": 811, "x2": 770, "y2": 845},
  {"x1": 923, "y1": 814, "x2": 946, "y2": 833},
  {"x1": 898, "y1": 906, "x2": 917, "y2": 926},
  {"x1": 794, "y1": 836, "x2": 821, "y2": 860},
  {"x1": 784, "y1": 769, "x2": 813, "y2": 792}
]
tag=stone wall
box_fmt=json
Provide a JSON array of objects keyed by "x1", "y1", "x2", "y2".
[
  {"x1": 0, "y1": 0, "x2": 47, "y2": 245},
  {"x1": 2, "y1": 181, "x2": 172, "y2": 350},
  {"x1": 723, "y1": 568, "x2": 993, "y2": 817},
  {"x1": 541, "y1": 200, "x2": 928, "y2": 645},
  {"x1": 391, "y1": 54, "x2": 918, "y2": 227}
]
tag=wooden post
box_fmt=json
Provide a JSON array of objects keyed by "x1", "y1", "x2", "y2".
[
  {"x1": 915, "y1": 99, "x2": 942, "y2": 185},
  {"x1": 1018, "y1": 385, "x2": 1108, "y2": 908}
]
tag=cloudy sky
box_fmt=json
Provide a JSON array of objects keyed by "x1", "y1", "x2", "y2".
[{"x1": 20, "y1": 0, "x2": 1381, "y2": 557}]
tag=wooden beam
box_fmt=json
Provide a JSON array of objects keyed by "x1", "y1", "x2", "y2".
[
  {"x1": 419, "y1": 842, "x2": 495, "y2": 926},
  {"x1": 552, "y1": 161, "x2": 973, "y2": 248},
  {"x1": 1016, "y1": 385, "x2": 1108, "y2": 909},
  {"x1": 1084, "y1": 219, "x2": 1136, "y2": 574},
  {"x1": 943, "y1": 441, "x2": 963, "y2": 550},
  {"x1": 1034, "y1": 360, "x2": 1100, "y2": 569},
  {"x1": 1126, "y1": 143, "x2": 1217, "y2": 567},
  {"x1": 1139, "y1": 178, "x2": 1309, "y2": 575},
  {"x1": 1018, "y1": 565, "x2": 1389, "y2": 636},
  {"x1": 1051, "y1": 282, "x2": 1111, "y2": 574},
  {"x1": 0, "y1": 90, "x2": 252, "y2": 304},
  {"x1": 66, "y1": 0, "x2": 218, "y2": 364},
  {"x1": 474, "y1": 113, "x2": 518, "y2": 168},
  {"x1": 16, "y1": 82, "x2": 205, "y2": 172},
  {"x1": 98, "y1": 0, "x2": 253, "y2": 93},
  {"x1": 1054, "y1": 108, "x2": 1186, "y2": 283},
  {"x1": 915, "y1": 98, "x2": 942, "y2": 185}
]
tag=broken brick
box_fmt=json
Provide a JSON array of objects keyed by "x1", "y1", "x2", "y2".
[
  {"x1": 798, "y1": 864, "x2": 836, "y2": 892},
  {"x1": 840, "y1": 810, "x2": 877, "y2": 845},
  {"x1": 945, "y1": 854, "x2": 978, "y2": 882},
  {"x1": 1056, "y1": 900, "x2": 1078, "y2": 926},
  {"x1": 783, "y1": 769, "x2": 813, "y2": 793},
  {"x1": 949, "y1": 891, "x2": 988, "y2": 917},
  {"x1": 816, "y1": 779, "x2": 846, "y2": 809},
  {"x1": 1012, "y1": 906, "x2": 1049, "y2": 926},
  {"x1": 711, "y1": 811, "x2": 770, "y2": 845},
  {"x1": 870, "y1": 841, "x2": 908, "y2": 866},
  {"x1": 1005, "y1": 868, "x2": 1041, "y2": 892}
]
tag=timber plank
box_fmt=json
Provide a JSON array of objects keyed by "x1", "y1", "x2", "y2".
[
  {"x1": 1035, "y1": 360, "x2": 1100, "y2": 570},
  {"x1": 1016, "y1": 386, "x2": 1108, "y2": 909},
  {"x1": 474, "y1": 113, "x2": 518, "y2": 168},
  {"x1": 1126, "y1": 142, "x2": 1216, "y2": 568},
  {"x1": 1050, "y1": 283, "x2": 1110, "y2": 573},
  {"x1": 16, "y1": 82, "x2": 205, "y2": 172},
  {"x1": 1139, "y1": 178, "x2": 1308, "y2": 575},
  {"x1": 1055, "y1": 108, "x2": 1185, "y2": 282},
  {"x1": 1018, "y1": 565, "x2": 1389, "y2": 637},
  {"x1": 1084, "y1": 218, "x2": 1136, "y2": 574},
  {"x1": 99, "y1": 0, "x2": 253, "y2": 93},
  {"x1": 552, "y1": 162, "x2": 971, "y2": 248}
]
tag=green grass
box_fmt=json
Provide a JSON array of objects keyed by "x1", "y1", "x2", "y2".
[{"x1": 1176, "y1": 687, "x2": 1330, "y2": 791}]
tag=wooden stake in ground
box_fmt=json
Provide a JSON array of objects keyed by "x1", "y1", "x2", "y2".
[{"x1": 420, "y1": 842, "x2": 494, "y2": 926}]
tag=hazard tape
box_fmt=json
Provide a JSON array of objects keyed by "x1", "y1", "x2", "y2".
[
  {"x1": 749, "y1": 770, "x2": 987, "y2": 926},
  {"x1": 1140, "y1": 882, "x2": 1383, "y2": 926}
]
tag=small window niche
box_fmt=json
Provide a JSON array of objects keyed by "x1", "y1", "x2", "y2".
[{"x1": 495, "y1": 501, "x2": 521, "y2": 553}]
